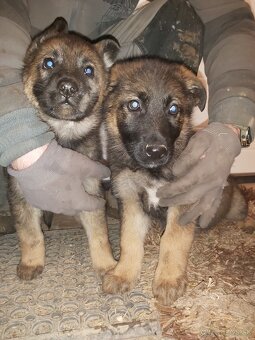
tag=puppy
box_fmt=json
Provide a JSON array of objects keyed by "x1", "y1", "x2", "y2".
[
  {"x1": 8, "y1": 17, "x2": 119, "y2": 280},
  {"x1": 102, "y1": 57, "x2": 247, "y2": 305}
]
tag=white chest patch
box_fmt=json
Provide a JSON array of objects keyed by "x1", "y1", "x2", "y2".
[
  {"x1": 100, "y1": 123, "x2": 108, "y2": 161},
  {"x1": 145, "y1": 185, "x2": 161, "y2": 209}
]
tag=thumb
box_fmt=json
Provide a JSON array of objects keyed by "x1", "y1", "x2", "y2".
[
  {"x1": 78, "y1": 155, "x2": 111, "y2": 179},
  {"x1": 198, "y1": 189, "x2": 223, "y2": 228},
  {"x1": 79, "y1": 191, "x2": 106, "y2": 211},
  {"x1": 53, "y1": 142, "x2": 111, "y2": 179}
]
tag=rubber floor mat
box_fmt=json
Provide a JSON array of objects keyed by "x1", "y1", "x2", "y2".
[{"x1": 0, "y1": 219, "x2": 161, "y2": 339}]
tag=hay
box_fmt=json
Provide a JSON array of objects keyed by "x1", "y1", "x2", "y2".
[{"x1": 158, "y1": 217, "x2": 255, "y2": 339}]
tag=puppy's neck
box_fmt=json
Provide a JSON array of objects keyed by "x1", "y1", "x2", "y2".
[{"x1": 46, "y1": 115, "x2": 99, "y2": 142}]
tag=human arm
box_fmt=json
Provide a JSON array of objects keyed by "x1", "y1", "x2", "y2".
[
  {"x1": 0, "y1": 0, "x2": 55, "y2": 166},
  {"x1": 0, "y1": 1, "x2": 110, "y2": 213},
  {"x1": 194, "y1": 0, "x2": 255, "y2": 132},
  {"x1": 157, "y1": 0, "x2": 255, "y2": 227}
]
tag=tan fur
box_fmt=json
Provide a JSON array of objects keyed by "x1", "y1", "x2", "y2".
[
  {"x1": 102, "y1": 57, "x2": 247, "y2": 306},
  {"x1": 153, "y1": 207, "x2": 194, "y2": 305},
  {"x1": 8, "y1": 18, "x2": 119, "y2": 280},
  {"x1": 79, "y1": 210, "x2": 116, "y2": 275},
  {"x1": 103, "y1": 197, "x2": 151, "y2": 293},
  {"x1": 8, "y1": 179, "x2": 45, "y2": 279}
]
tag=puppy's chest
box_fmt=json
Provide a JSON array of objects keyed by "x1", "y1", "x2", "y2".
[
  {"x1": 49, "y1": 119, "x2": 101, "y2": 159},
  {"x1": 141, "y1": 184, "x2": 168, "y2": 220},
  {"x1": 57, "y1": 134, "x2": 99, "y2": 159},
  {"x1": 114, "y1": 169, "x2": 169, "y2": 220}
]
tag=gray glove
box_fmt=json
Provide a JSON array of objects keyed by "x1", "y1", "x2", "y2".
[
  {"x1": 8, "y1": 140, "x2": 110, "y2": 215},
  {"x1": 157, "y1": 123, "x2": 241, "y2": 227}
]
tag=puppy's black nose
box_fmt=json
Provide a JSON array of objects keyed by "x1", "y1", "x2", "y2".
[
  {"x1": 145, "y1": 144, "x2": 168, "y2": 160},
  {"x1": 58, "y1": 79, "x2": 78, "y2": 97}
]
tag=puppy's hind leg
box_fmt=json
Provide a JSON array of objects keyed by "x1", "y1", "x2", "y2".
[
  {"x1": 80, "y1": 210, "x2": 116, "y2": 276},
  {"x1": 153, "y1": 207, "x2": 195, "y2": 306},
  {"x1": 225, "y1": 184, "x2": 255, "y2": 233}
]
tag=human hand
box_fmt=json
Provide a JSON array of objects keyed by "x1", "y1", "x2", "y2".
[
  {"x1": 8, "y1": 140, "x2": 110, "y2": 215},
  {"x1": 157, "y1": 122, "x2": 241, "y2": 227}
]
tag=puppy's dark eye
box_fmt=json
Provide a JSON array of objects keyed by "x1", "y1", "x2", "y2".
[
  {"x1": 168, "y1": 104, "x2": 179, "y2": 115},
  {"x1": 43, "y1": 58, "x2": 55, "y2": 69},
  {"x1": 128, "y1": 100, "x2": 141, "y2": 111},
  {"x1": 84, "y1": 66, "x2": 94, "y2": 77}
]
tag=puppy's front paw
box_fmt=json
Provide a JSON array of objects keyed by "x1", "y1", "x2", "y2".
[
  {"x1": 102, "y1": 270, "x2": 136, "y2": 294},
  {"x1": 17, "y1": 262, "x2": 44, "y2": 280},
  {"x1": 153, "y1": 275, "x2": 187, "y2": 305},
  {"x1": 95, "y1": 259, "x2": 117, "y2": 277}
]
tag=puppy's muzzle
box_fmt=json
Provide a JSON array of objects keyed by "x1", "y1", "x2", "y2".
[
  {"x1": 58, "y1": 78, "x2": 78, "y2": 99},
  {"x1": 145, "y1": 143, "x2": 168, "y2": 160}
]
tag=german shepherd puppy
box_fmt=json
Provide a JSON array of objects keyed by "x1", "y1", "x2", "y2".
[
  {"x1": 102, "y1": 57, "x2": 247, "y2": 305},
  {"x1": 8, "y1": 18, "x2": 119, "y2": 280}
]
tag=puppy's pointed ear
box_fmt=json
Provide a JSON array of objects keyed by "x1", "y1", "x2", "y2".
[
  {"x1": 187, "y1": 77, "x2": 207, "y2": 111},
  {"x1": 95, "y1": 36, "x2": 120, "y2": 69},
  {"x1": 27, "y1": 17, "x2": 68, "y2": 55},
  {"x1": 180, "y1": 66, "x2": 207, "y2": 111}
]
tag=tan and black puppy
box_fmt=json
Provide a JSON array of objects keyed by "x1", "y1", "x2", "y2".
[
  {"x1": 102, "y1": 57, "x2": 247, "y2": 305},
  {"x1": 8, "y1": 17, "x2": 119, "y2": 280}
]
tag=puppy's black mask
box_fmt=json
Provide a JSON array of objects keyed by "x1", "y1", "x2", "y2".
[
  {"x1": 23, "y1": 17, "x2": 119, "y2": 122},
  {"x1": 33, "y1": 45, "x2": 103, "y2": 121},
  {"x1": 106, "y1": 58, "x2": 206, "y2": 170}
]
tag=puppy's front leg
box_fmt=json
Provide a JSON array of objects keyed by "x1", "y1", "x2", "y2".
[
  {"x1": 153, "y1": 207, "x2": 194, "y2": 305},
  {"x1": 14, "y1": 203, "x2": 44, "y2": 280},
  {"x1": 102, "y1": 200, "x2": 150, "y2": 294},
  {"x1": 80, "y1": 210, "x2": 116, "y2": 276}
]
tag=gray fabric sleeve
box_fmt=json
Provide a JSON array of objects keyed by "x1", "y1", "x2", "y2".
[
  {"x1": 190, "y1": 0, "x2": 255, "y2": 138},
  {"x1": 0, "y1": 108, "x2": 54, "y2": 167},
  {"x1": 0, "y1": 0, "x2": 54, "y2": 166}
]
